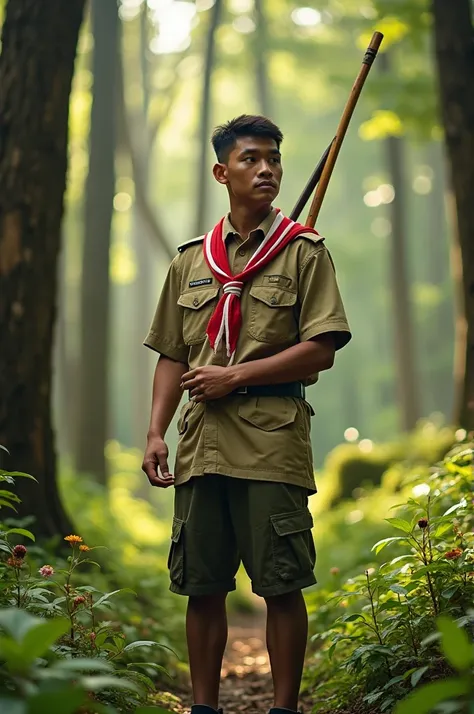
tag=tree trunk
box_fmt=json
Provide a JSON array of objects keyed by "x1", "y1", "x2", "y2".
[
  {"x1": 0, "y1": 0, "x2": 85, "y2": 538},
  {"x1": 76, "y1": 0, "x2": 119, "y2": 482},
  {"x1": 379, "y1": 52, "x2": 420, "y2": 432},
  {"x1": 254, "y1": 0, "x2": 272, "y2": 117},
  {"x1": 194, "y1": 0, "x2": 223, "y2": 236},
  {"x1": 432, "y1": 0, "x2": 474, "y2": 430}
]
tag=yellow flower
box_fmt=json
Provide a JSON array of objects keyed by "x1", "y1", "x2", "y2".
[
  {"x1": 64, "y1": 535, "x2": 83, "y2": 544},
  {"x1": 79, "y1": 544, "x2": 90, "y2": 552}
]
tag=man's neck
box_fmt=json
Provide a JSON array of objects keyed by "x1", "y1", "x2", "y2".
[{"x1": 228, "y1": 203, "x2": 273, "y2": 240}]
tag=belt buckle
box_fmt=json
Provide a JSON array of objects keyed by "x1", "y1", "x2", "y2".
[{"x1": 236, "y1": 386, "x2": 248, "y2": 395}]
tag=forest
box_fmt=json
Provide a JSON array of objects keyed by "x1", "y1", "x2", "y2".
[{"x1": 0, "y1": 0, "x2": 473, "y2": 712}]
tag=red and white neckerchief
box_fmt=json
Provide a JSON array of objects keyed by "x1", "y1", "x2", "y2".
[{"x1": 203, "y1": 209, "x2": 321, "y2": 364}]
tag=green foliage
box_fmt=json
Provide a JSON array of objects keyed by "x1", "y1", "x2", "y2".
[
  {"x1": 0, "y1": 463, "x2": 179, "y2": 713},
  {"x1": 315, "y1": 422, "x2": 455, "y2": 509},
  {"x1": 304, "y1": 440, "x2": 474, "y2": 713}
]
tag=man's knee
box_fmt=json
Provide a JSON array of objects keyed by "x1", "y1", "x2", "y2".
[
  {"x1": 264, "y1": 589, "x2": 304, "y2": 610},
  {"x1": 188, "y1": 592, "x2": 228, "y2": 612}
]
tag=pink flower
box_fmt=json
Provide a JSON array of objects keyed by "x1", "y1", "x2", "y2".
[
  {"x1": 12, "y1": 544, "x2": 27, "y2": 558},
  {"x1": 73, "y1": 595, "x2": 86, "y2": 608},
  {"x1": 39, "y1": 564, "x2": 54, "y2": 578}
]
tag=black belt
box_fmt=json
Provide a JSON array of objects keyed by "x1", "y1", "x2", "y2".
[{"x1": 232, "y1": 382, "x2": 305, "y2": 399}]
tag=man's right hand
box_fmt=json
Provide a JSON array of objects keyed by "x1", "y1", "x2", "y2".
[{"x1": 141, "y1": 436, "x2": 174, "y2": 488}]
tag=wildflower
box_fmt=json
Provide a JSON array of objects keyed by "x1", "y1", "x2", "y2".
[
  {"x1": 7, "y1": 557, "x2": 24, "y2": 568},
  {"x1": 79, "y1": 544, "x2": 90, "y2": 552},
  {"x1": 89, "y1": 632, "x2": 96, "y2": 641},
  {"x1": 39, "y1": 564, "x2": 55, "y2": 578},
  {"x1": 418, "y1": 518, "x2": 429, "y2": 529},
  {"x1": 330, "y1": 567, "x2": 340, "y2": 576},
  {"x1": 365, "y1": 567, "x2": 375, "y2": 576},
  {"x1": 445, "y1": 548, "x2": 463, "y2": 560},
  {"x1": 64, "y1": 535, "x2": 83, "y2": 544},
  {"x1": 12, "y1": 544, "x2": 27, "y2": 559},
  {"x1": 73, "y1": 595, "x2": 86, "y2": 608}
]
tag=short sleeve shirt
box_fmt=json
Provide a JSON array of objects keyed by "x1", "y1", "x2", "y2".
[{"x1": 144, "y1": 208, "x2": 351, "y2": 492}]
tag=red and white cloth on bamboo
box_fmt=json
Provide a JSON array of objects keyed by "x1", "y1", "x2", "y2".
[{"x1": 203, "y1": 209, "x2": 321, "y2": 364}]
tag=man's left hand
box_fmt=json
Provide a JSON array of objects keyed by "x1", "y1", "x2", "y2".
[{"x1": 180, "y1": 365, "x2": 236, "y2": 402}]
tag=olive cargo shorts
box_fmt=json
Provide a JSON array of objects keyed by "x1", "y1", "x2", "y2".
[{"x1": 167, "y1": 475, "x2": 317, "y2": 597}]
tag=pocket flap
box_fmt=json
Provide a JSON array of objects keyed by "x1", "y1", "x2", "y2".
[
  {"x1": 249, "y1": 285, "x2": 297, "y2": 308},
  {"x1": 271, "y1": 508, "x2": 313, "y2": 536},
  {"x1": 238, "y1": 397, "x2": 297, "y2": 431},
  {"x1": 171, "y1": 516, "x2": 185, "y2": 542},
  {"x1": 178, "y1": 287, "x2": 220, "y2": 310}
]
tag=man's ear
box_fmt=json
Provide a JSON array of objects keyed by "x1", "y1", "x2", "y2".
[{"x1": 213, "y1": 162, "x2": 228, "y2": 185}]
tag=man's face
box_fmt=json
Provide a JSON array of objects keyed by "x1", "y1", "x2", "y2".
[{"x1": 213, "y1": 136, "x2": 283, "y2": 204}]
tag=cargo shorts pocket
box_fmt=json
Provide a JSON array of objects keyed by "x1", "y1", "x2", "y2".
[
  {"x1": 270, "y1": 507, "x2": 316, "y2": 581},
  {"x1": 168, "y1": 516, "x2": 185, "y2": 585}
]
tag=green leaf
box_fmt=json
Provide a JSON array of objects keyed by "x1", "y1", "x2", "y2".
[
  {"x1": 386, "y1": 518, "x2": 413, "y2": 534},
  {"x1": 21, "y1": 618, "x2": 69, "y2": 663},
  {"x1": 443, "y1": 501, "x2": 466, "y2": 517},
  {"x1": 135, "y1": 709, "x2": 173, "y2": 714},
  {"x1": 5, "y1": 528, "x2": 35, "y2": 542},
  {"x1": 0, "y1": 490, "x2": 21, "y2": 502},
  {"x1": 372, "y1": 537, "x2": 409, "y2": 554},
  {"x1": 339, "y1": 613, "x2": 366, "y2": 623},
  {"x1": 389, "y1": 584, "x2": 408, "y2": 596},
  {"x1": 0, "y1": 699, "x2": 26, "y2": 714},
  {"x1": 0, "y1": 608, "x2": 43, "y2": 641},
  {"x1": 92, "y1": 588, "x2": 135, "y2": 609},
  {"x1": 3, "y1": 471, "x2": 37, "y2": 480},
  {"x1": 410, "y1": 666, "x2": 429, "y2": 687},
  {"x1": 122, "y1": 639, "x2": 167, "y2": 653},
  {"x1": 437, "y1": 616, "x2": 474, "y2": 671},
  {"x1": 435, "y1": 522, "x2": 454, "y2": 538},
  {"x1": 393, "y1": 678, "x2": 468, "y2": 714},
  {"x1": 0, "y1": 500, "x2": 17, "y2": 511},
  {"x1": 28, "y1": 688, "x2": 86, "y2": 714},
  {"x1": 127, "y1": 662, "x2": 171, "y2": 678},
  {"x1": 80, "y1": 675, "x2": 143, "y2": 694},
  {"x1": 52, "y1": 658, "x2": 114, "y2": 673}
]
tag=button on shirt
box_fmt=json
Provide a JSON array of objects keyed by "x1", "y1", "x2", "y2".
[{"x1": 144, "y1": 208, "x2": 351, "y2": 492}]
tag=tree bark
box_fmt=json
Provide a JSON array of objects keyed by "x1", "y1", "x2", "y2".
[
  {"x1": 379, "y1": 53, "x2": 420, "y2": 432},
  {"x1": 76, "y1": 0, "x2": 119, "y2": 482},
  {"x1": 0, "y1": 0, "x2": 85, "y2": 538},
  {"x1": 254, "y1": 0, "x2": 272, "y2": 117},
  {"x1": 431, "y1": 0, "x2": 474, "y2": 430},
  {"x1": 194, "y1": 0, "x2": 223, "y2": 237}
]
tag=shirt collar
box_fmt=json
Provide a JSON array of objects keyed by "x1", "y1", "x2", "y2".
[{"x1": 223, "y1": 207, "x2": 279, "y2": 243}]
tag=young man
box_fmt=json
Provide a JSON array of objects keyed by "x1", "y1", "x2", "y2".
[{"x1": 142, "y1": 115, "x2": 351, "y2": 714}]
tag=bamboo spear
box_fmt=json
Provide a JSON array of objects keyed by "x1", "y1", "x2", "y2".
[{"x1": 289, "y1": 31, "x2": 384, "y2": 226}]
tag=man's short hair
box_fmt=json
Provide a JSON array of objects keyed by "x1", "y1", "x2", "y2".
[{"x1": 211, "y1": 114, "x2": 283, "y2": 163}]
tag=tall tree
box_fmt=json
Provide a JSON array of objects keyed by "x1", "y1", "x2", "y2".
[
  {"x1": 432, "y1": 0, "x2": 474, "y2": 430},
  {"x1": 254, "y1": 0, "x2": 272, "y2": 117},
  {"x1": 76, "y1": 0, "x2": 119, "y2": 482},
  {"x1": 380, "y1": 52, "x2": 420, "y2": 431},
  {"x1": 194, "y1": 0, "x2": 223, "y2": 236},
  {"x1": 0, "y1": 0, "x2": 85, "y2": 537}
]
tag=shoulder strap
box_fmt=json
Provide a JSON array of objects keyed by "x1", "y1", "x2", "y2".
[
  {"x1": 177, "y1": 234, "x2": 205, "y2": 253},
  {"x1": 293, "y1": 228, "x2": 325, "y2": 246}
]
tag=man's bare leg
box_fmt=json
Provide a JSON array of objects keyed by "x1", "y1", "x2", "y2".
[
  {"x1": 186, "y1": 593, "x2": 228, "y2": 709},
  {"x1": 265, "y1": 590, "x2": 308, "y2": 711}
]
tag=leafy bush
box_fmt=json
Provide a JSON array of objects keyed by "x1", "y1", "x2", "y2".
[
  {"x1": 0, "y1": 459, "x2": 176, "y2": 713},
  {"x1": 304, "y1": 440, "x2": 474, "y2": 714},
  {"x1": 315, "y1": 421, "x2": 455, "y2": 510}
]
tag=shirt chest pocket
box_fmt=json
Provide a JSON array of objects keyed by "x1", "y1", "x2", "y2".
[
  {"x1": 177, "y1": 287, "x2": 220, "y2": 345},
  {"x1": 248, "y1": 285, "x2": 298, "y2": 344}
]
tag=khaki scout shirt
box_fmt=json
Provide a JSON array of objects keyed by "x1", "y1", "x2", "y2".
[{"x1": 144, "y1": 208, "x2": 351, "y2": 492}]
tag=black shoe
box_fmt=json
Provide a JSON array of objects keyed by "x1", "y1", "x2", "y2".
[
  {"x1": 191, "y1": 706, "x2": 223, "y2": 714},
  {"x1": 268, "y1": 709, "x2": 301, "y2": 714}
]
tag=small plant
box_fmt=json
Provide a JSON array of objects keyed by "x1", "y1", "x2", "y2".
[
  {"x1": 304, "y1": 442, "x2": 474, "y2": 713},
  {"x1": 0, "y1": 457, "x2": 175, "y2": 713}
]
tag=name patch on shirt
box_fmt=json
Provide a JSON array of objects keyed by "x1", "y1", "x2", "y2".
[
  {"x1": 264, "y1": 274, "x2": 292, "y2": 288},
  {"x1": 189, "y1": 278, "x2": 213, "y2": 288}
]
